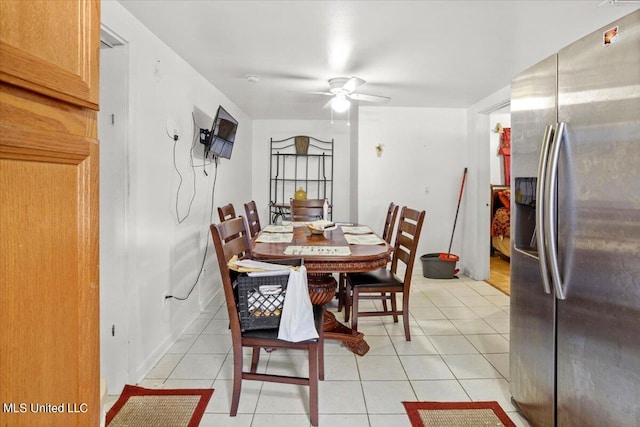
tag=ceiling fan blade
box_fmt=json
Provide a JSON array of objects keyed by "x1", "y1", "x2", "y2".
[
  {"x1": 342, "y1": 77, "x2": 365, "y2": 93},
  {"x1": 349, "y1": 93, "x2": 391, "y2": 103},
  {"x1": 309, "y1": 91, "x2": 334, "y2": 96}
]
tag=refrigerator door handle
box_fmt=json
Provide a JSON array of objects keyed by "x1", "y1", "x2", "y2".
[
  {"x1": 544, "y1": 122, "x2": 567, "y2": 300},
  {"x1": 536, "y1": 124, "x2": 555, "y2": 295}
]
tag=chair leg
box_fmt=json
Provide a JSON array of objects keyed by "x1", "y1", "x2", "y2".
[
  {"x1": 402, "y1": 293, "x2": 411, "y2": 341},
  {"x1": 230, "y1": 349, "x2": 243, "y2": 416},
  {"x1": 390, "y1": 292, "x2": 399, "y2": 323},
  {"x1": 351, "y1": 287, "x2": 359, "y2": 333},
  {"x1": 381, "y1": 292, "x2": 388, "y2": 312},
  {"x1": 250, "y1": 346, "x2": 260, "y2": 373},
  {"x1": 309, "y1": 343, "x2": 319, "y2": 426}
]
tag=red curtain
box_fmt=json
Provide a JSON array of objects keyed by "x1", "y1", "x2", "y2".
[{"x1": 498, "y1": 128, "x2": 511, "y2": 185}]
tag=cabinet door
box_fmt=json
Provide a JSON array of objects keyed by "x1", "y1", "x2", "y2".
[
  {"x1": 0, "y1": 1, "x2": 100, "y2": 426},
  {"x1": 0, "y1": 0, "x2": 99, "y2": 108}
]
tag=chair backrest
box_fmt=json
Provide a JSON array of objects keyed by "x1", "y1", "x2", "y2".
[
  {"x1": 290, "y1": 198, "x2": 325, "y2": 222},
  {"x1": 382, "y1": 202, "x2": 399, "y2": 244},
  {"x1": 244, "y1": 200, "x2": 261, "y2": 238},
  {"x1": 210, "y1": 217, "x2": 253, "y2": 335},
  {"x1": 390, "y1": 207, "x2": 426, "y2": 286},
  {"x1": 217, "y1": 203, "x2": 237, "y2": 222}
]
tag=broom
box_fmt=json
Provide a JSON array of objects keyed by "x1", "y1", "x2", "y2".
[{"x1": 442, "y1": 167, "x2": 468, "y2": 260}]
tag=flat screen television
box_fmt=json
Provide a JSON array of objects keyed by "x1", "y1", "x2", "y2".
[{"x1": 203, "y1": 105, "x2": 238, "y2": 159}]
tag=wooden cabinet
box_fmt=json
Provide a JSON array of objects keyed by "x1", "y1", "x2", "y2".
[
  {"x1": 0, "y1": 0, "x2": 99, "y2": 109},
  {"x1": 0, "y1": 1, "x2": 100, "y2": 426}
]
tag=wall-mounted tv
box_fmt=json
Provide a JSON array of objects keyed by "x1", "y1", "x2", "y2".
[{"x1": 202, "y1": 105, "x2": 238, "y2": 159}]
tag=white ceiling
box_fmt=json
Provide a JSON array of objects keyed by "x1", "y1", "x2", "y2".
[{"x1": 117, "y1": 0, "x2": 638, "y2": 120}]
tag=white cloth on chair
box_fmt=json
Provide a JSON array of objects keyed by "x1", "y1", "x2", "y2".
[{"x1": 277, "y1": 265, "x2": 319, "y2": 342}]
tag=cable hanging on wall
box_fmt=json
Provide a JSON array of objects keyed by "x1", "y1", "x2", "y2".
[
  {"x1": 165, "y1": 158, "x2": 218, "y2": 302},
  {"x1": 171, "y1": 129, "x2": 198, "y2": 224}
]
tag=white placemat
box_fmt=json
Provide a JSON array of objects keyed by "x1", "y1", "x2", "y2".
[
  {"x1": 341, "y1": 226, "x2": 373, "y2": 234},
  {"x1": 255, "y1": 233, "x2": 294, "y2": 243},
  {"x1": 262, "y1": 225, "x2": 294, "y2": 233},
  {"x1": 284, "y1": 246, "x2": 352, "y2": 256},
  {"x1": 344, "y1": 234, "x2": 386, "y2": 245}
]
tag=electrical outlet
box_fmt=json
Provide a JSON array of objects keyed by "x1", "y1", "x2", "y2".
[{"x1": 162, "y1": 291, "x2": 169, "y2": 310}]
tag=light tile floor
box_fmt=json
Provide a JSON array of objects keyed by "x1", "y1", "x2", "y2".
[{"x1": 106, "y1": 274, "x2": 532, "y2": 426}]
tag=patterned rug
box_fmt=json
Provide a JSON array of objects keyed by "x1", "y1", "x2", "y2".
[
  {"x1": 403, "y1": 401, "x2": 516, "y2": 427},
  {"x1": 106, "y1": 385, "x2": 214, "y2": 427}
]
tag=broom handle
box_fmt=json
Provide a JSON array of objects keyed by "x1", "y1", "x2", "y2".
[{"x1": 447, "y1": 167, "x2": 468, "y2": 256}]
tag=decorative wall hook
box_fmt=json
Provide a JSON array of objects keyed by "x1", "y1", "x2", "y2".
[
  {"x1": 494, "y1": 123, "x2": 504, "y2": 133},
  {"x1": 375, "y1": 144, "x2": 384, "y2": 157}
]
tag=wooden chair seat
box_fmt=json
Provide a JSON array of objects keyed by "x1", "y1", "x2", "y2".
[{"x1": 345, "y1": 269, "x2": 403, "y2": 288}]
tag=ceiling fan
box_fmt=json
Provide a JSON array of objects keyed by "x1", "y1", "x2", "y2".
[{"x1": 318, "y1": 77, "x2": 390, "y2": 112}]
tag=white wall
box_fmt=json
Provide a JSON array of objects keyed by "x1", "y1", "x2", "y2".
[
  {"x1": 101, "y1": 1, "x2": 252, "y2": 391},
  {"x1": 251, "y1": 119, "x2": 352, "y2": 223},
  {"x1": 357, "y1": 107, "x2": 468, "y2": 270}
]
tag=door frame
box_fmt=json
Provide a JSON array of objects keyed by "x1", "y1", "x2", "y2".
[{"x1": 98, "y1": 24, "x2": 132, "y2": 394}]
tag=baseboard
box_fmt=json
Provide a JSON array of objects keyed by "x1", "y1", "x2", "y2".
[{"x1": 133, "y1": 290, "x2": 217, "y2": 384}]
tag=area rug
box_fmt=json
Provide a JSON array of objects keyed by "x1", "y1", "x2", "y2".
[
  {"x1": 403, "y1": 401, "x2": 516, "y2": 427},
  {"x1": 106, "y1": 385, "x2": 214, "y2": 427}
]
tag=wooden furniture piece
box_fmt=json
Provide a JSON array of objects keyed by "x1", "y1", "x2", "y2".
[
  {"x1": 210, "y1": 218, "x2": 324, "y2": 426},
  {"x1": 337, "y1": 202, "x2": 399, "y2": 313},
  {"x1": 382, "y1": 202, "x2": 399, "y2": 244},
  {"x1": 269, "y1": 136, "x2": 333, "y2": 223},
  {"x1": 244, "y1": 200, "x2": 262, "y2": 238},
  {"x1": 290, "y1": 198, "x2": 326, "y2": 222},
  {"x1": 0, "y1": 1, "x2": 101, "y2": 425},
  {"x1": 345, "y1": 207, "x2": 426, "y2": 341},
  {"x1": 251, "y1": 224, "x2": 392, "y2": 355},
  {"x1": 217, "y1": 203, "x2": 240, "y2": 243},
  {"x1": 217, "y1": 203, "x2": 237, "y2": 222}
]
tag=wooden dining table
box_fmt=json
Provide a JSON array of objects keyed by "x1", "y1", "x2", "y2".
[{"x1": 251, "y1": 223, "x2": 392, "y2": 356}]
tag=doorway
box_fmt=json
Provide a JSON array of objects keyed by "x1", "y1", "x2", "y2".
[
  {"x1": 487, "y1": 107, "x2": 511, "y2": 294},
  {"x1": 99, "y1": 26, "x2": 130, "y2": 394}
]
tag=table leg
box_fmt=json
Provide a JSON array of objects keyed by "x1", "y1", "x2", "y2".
[{"x1": 307, "y1": 273, "x2": 370, "y2": 356}]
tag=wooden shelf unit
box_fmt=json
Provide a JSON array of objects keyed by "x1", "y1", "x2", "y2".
[{"x1": 269, "y1": 136, "x2": 334, "y2": 223}]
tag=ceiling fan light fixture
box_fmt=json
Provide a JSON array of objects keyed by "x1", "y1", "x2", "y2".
[{"x1": 331, "y1": 93, "x2": 351, "y2": 113}]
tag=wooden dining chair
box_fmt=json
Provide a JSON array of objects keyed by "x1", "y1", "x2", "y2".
[
  {"x1": 243, "y1": 200, "x2": 262, "y2": 238},
  {"x1": 290, "y1": 198, "x2": 326, "y2": 222},
  {"x1": 344, "y1": 206, "x2": 426, "y2": 341},
  {"x1": 337, "y1": 202, "x2": 399, "y2": 314},
  {"x1": 217, "y1": 203, "x2": 236, "y2": 222},
  {"x1": 210, "y1": 217, "x2": 325, "y2": 426}
]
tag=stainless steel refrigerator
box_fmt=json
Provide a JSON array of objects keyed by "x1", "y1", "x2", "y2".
[{"x1": 509, "y1": 10, "x2": 640, "y2": 427}]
